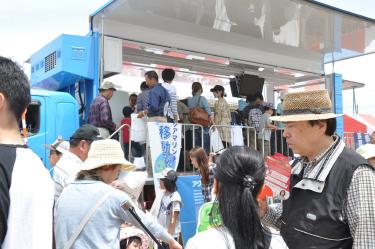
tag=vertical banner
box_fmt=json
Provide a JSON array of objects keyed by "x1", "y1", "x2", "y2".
[
  {"x1": 148, "y1": 122, "x2": 182, "y2": 176},
  {"x1": 148, "y1": 122, "x2": 182, "y2": 205},
  {"x1": 176, "y1": 175, "x2": 204, "y2": 246}
]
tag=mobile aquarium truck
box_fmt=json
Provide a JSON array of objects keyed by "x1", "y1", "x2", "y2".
[{"x1": 28, "y1": 0, "x2": 375, "y2": 244}]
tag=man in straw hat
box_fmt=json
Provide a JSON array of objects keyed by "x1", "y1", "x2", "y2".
[
  {"x1": 54, "y1": 139, "x2": 182, "y2": 249},
  {"x1": 262, "y1": 90, "x2": 375, "y2": 248}
]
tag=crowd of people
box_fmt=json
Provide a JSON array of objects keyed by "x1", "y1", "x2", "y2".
[{"x1": 1, "y1": 56, "x2": 375, "y2": 249}]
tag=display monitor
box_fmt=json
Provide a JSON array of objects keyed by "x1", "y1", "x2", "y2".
[{"x1": 238, "y1": 74, "x2": 264, "y2": 96}]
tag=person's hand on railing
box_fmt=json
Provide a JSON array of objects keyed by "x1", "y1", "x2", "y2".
[
  {"x1": 209, "y1": 152, "x2": 216, "y2": 164},
  {"x1": 137, "y1": 111, "x2": 147, "y2": 118},
  {"x1": 210, "y1": 116, "x2": 215, "y2": 126}
]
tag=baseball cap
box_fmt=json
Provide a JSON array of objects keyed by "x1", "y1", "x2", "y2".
[
  {"x1": 356, "y1": 143, "x2": 375, "y2": 160},
  {"x1": 159, "y1": 168, "x2": 177, "y2": 182},
  {"x1": 70, "y1": 124, "x2": 102, "y2": 142},
  {"x1": 263, "y1": 102, "x2": 274, "y2": 109},
  {"x1": 99, "y1": 81, "x2": 117, "y2": 91},
  {"x1": 210, "y1": 85, "x2": 225, "y2": 92}
]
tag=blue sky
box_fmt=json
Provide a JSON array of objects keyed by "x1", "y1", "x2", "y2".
[{"x1": 0, "y1": 0, "x2": 374, "y2": 115}]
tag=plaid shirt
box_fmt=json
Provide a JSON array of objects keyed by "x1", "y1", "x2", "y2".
[
  {"x1": 136, "y1": 89, "x2": 150, "y2": 113},
  {"x1": 200, "y1": 164, "x2": 216, "y2": 203},
  {"x1": 264, "y1": 136, "x2": 375, "y2": 248},
  {"x1": 88, "y1": 95, "x2": 116, "y2": 132}
]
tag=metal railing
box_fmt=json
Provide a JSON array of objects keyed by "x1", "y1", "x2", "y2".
[
  {"x1": 208, "y1": 124, "x2": 258, "y2": 151},
  {"x1": 121, "y1": 123, "x2": 300, "y2": 173},
  {"x1": 259, "y1": 128, "x2": 293, "y2": 158}
]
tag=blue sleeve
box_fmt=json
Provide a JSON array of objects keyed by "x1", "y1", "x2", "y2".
[
  {"x1": 201, "y1": 97, "x2": 212, "y2": 116},
  {"x1": 136, "y1": 94, "x2": 143, "y2": 112},
  {"x1": 148, "y1": 89, "x2": 159, "y2": 113}
]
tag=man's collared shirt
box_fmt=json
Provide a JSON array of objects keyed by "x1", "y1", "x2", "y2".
[
  {"x1": 88, "y1": 95, "x2": 116, "y2": 132},
  {"x1": 136, "y1": 89, "x2": 150, "y2": 113},
  {"x1": 147, "y1": 83, "x2": 170, "y2": 117},
  {"x1": 53, "y1": 151, "x2": 83, "y2": 201},
  {"x1": 264, "y1": 136, "x2": 375, "y2": 248}
]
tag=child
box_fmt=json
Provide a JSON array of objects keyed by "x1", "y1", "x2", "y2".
[
  {"x1": 157, "y1": 168, "x2": 182, "y2": 241},
  {"x1": 120, "y1": 226, "x2": 149, "y2": 249},
  {"x1": 121, "y1": 106, "x2": 133, "y2": 160},
  {"x1": 258, "y1": 103, "x2": 278, "y2": 157}
]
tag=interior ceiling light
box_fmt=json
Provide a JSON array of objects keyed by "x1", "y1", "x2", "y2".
[
  {"x1": 258, "y1": 67, "x2": 265, "y2": 71},
  {"x1": 294, "y1": 73, "x2": 304, "y2": 78}
]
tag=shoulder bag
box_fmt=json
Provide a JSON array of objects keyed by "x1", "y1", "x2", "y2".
[
  {"x1": 63, "y1": 190, "x2": 112, "y2": 249},
  {"x1": 189, "y1": 96, "x2": 210, "y2": 127}
]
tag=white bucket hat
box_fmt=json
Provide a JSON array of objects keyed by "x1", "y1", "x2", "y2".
[
  {"x1": 45, "y1": 138, "x2": 69, "y2": 154},
  {"x1": 116, "y1": 171, "x2": 147, "y2": 205},
  {"x1": 81, "y1": 139, "x2": 135, "y2": 171},
  {"x1": 356, "y1": 144, "x2": 375, "y2": 160}
]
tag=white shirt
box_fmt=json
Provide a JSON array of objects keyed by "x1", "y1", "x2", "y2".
[
  {"x1": 1, "y1": 146, "x2": 54, "y2": 249},
  {"x1": 157, "y1": 191, "x2": 182, "y2": 238},
  {"x1": 186, "y1": 227, "x2": 288, "y2": 249},
  {"x1": 162, "y1": 82, "x2": 178, "y2": 120},
  {"x1": 53, "y1": 151, "x2": 83, "y2": 201}
]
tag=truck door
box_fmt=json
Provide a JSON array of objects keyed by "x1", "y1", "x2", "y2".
[{"x1": 26, "y1": 96, "x2": 47, "y2": 165}]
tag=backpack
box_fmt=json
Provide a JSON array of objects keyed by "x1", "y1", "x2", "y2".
[
  {"x1": 189, "y1": 96, "x2": 210, "y2": 127},
  {"x1": 248, "y1": 107, "x2": 263, "y2": 132}
]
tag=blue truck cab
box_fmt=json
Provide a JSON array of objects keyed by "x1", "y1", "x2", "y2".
[{"x1": 28, "y1": 89, "x2": 79, "y2": 170}]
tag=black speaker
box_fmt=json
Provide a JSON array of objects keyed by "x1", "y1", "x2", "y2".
[
  {"x1": 238, "y1": 74, "x2": 264, "y2": 96},
  {"x1": 229, "y1": 78, "x2": 240, "y2": 97}
]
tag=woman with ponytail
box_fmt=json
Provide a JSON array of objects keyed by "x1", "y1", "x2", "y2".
[{"x1": 186, "y1": 146, "x2": 287, "y2": 249}]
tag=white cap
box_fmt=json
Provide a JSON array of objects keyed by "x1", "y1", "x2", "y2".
[
  {"x1": 55, "y1": 141, "x2": 70, "y2": 154},
  {"x1": 356, "y1": 143, "x2": 375, "y2": 160}
]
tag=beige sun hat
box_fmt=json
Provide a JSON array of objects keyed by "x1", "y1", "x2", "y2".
[
  {"x1": 99, "y1": 81, "x2": 117, "y2": 91},
  {"x1": 356, "y1": 143, "x2": 375, "y2": 160},
  {"x1": 81, "y1": 139, "x2": 135, "y2": 171},
  {"x1": 270, "y1": 90, "x2": 342, "y2": 122}
]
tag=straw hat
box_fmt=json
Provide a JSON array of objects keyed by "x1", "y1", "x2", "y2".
[
  {"x1": 356, "y1": 144, "x2": 375, "y2": 160},
  {"x1": 81, "y1": 139, "x2": 135, "y2": 171},
  {"x1": 270, "y1": 90, "x2": 341, "y2": 122}
]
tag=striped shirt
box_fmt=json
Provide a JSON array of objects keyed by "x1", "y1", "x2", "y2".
[
  {"x1": 136, "y1": 89, "x2": 150, "y2": 113},
  {"x1": 162, "y1": 82, "x2": 178, "y2": 120}
]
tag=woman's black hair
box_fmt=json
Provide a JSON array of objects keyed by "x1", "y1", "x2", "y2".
[
  {"x1": 120, "y1": 236, "x2": 142, "y2": 249},
  {"x1": 213, "y1": 146, "x2": 267, "y2": 249},
  {"x1": 161, "y1": 178, "x2": 177, "y2": 193},
  {"x1": 192, "y1": 82, "x2": 203, "y2": 96}
]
